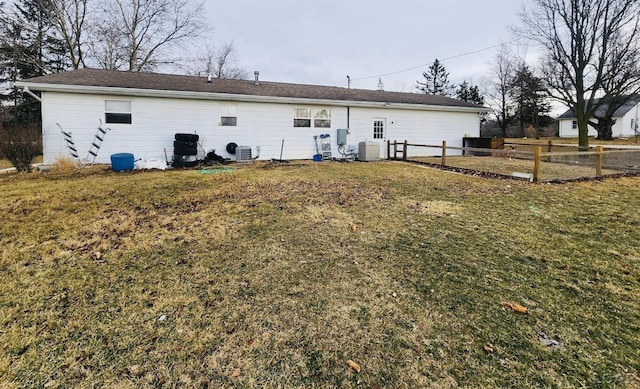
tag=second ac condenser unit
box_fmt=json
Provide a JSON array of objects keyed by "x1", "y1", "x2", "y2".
[
  {"x1": 236, "y1": 146, "x2": 252, "y2": 163},
  {"x1": 358, "y1": 142, "x2": 380, "y2": 161}
]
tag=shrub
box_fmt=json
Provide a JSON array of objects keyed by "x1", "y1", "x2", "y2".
[{"x1": 0, "y1": 124, "x2": 42, "y2": 172}]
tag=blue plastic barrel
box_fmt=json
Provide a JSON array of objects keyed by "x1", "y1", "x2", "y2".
[{"x1": 110, "y1": 153, "x2": 135, "y2": 172}]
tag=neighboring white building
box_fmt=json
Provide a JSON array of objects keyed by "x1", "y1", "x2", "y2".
[
  {"x1": 558, "y1": 96, "x2": 640, "y2": 138},
  {"x1": 16, "y1": 69, "x2": 488, "y2": 164}
]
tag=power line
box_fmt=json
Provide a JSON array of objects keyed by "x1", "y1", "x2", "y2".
[{"x1": 352, "y1": 39, "x2": 522, "y2": 82}]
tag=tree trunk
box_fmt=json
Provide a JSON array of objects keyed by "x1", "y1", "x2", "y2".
[
  {"x1": 574, "y1": 98, "x2": 590, "y2": 150},
  {"x1": 595, "y1": 118, "x2": 615, "y2": 140}
]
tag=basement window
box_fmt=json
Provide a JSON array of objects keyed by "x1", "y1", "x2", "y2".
[
  {"x1": 105, "y1": 100, "x2": 132, "y2": 124},
  {"x1": 294, "y1": 108, "x2": 311, "y2": 127}
]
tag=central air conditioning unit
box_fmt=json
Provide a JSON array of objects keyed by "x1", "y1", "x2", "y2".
[
  {"x1": 236, "y1": 146, "x2": 252, "y2": 163},
  {"x1": 358, "y1": 141, "x2": 381, "y2": 162}
]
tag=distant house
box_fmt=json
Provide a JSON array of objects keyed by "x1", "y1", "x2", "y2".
[
  {"x1": 558, "y1": 96, "x2": 640, "y2": 138},
  {"x1": 15, "y1": 69, "x2": 488, "y2": 164}
]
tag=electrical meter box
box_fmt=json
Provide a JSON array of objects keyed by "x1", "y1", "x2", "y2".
[
  {"x1": 358, "y1": 141, "x2": 380, "y2": 161},
  {"x1": 337, "y1": 128, "x2": 350, "y2": 146}
]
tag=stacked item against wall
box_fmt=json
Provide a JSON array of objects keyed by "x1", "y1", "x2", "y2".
[
  {"x1": 319, "y1": 133, "x2": 332, "y2": 160},
  {"x1": 173, "y1": 133, "x2": 199, "y2": 167}
]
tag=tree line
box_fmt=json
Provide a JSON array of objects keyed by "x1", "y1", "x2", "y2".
[
  {"x1": 415, "y1": 0, "x2": 640, "y2": 147},
  {"x1": 0, "y1": 0, "x2": 246, "y2": 126},
  {"x1": 415, "y1": 55, "x2": 553, "y2": 139},
  {"x1": 2, "y1": 0, "x2": 640, "y2": 150}
]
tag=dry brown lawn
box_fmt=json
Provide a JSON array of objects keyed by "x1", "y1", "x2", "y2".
[{"x1": 1, "y1": 161, "x2": 639, "y2": 387}]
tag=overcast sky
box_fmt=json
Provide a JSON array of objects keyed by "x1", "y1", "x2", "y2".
[{"x1": 203, "y1": 0, "x2": 526, "y2": 92}]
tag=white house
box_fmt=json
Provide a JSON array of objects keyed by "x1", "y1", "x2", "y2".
[
  {"x1": 558, "y1": 96, "x2": 640, "y2": 138},
  {"x1": 15, "y1": 69, "x2": 488, "y2": 165}
]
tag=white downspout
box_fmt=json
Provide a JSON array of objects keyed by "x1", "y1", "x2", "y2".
[{"x1": 23, "y1": 86, "x2": 42, "y2": 102}]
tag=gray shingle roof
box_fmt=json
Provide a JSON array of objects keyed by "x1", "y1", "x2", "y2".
[
  {"x1": 20, "y1": 68, "x2": 486, "y2": 110},
  {"x1": 558, "y1": 95, "x2": 640, "y2": 119}
]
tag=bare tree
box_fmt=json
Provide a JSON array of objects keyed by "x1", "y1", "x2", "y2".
[
  {"x1": 94, "y1": 0, "x2": 208, "y2": 72},
  {"x1": 484, "y1": 45, "x2": 517, "y2": 137},
  {"x1": 211, "y1": 42, "x2": 248, "y2": 79},
  {"x1": 520, "y1": 0, "x2": 640, "y2": 148},
  {"x1": 183, "y1": 41, "x2": 248, "y2": 79},
  {"x1": 588, "y1": 24, "x2": 640, "y2": 139},
  {"x1": 39, "y1": 0, "x2": 90, "y2": 69},
  {"x1": 88, "y1": 21, "x2": 128, "y2": 70}
]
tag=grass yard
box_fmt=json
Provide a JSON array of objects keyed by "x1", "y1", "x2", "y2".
[
  {"x1": 1, "y1": 161, "x2": 639, "y2": 387},
  {"x1": 412, "y1": 156, "x2": 624, "y2": 182},
  {"x1": 0, "y1": 155, "x2": 43, "y2": 171}
]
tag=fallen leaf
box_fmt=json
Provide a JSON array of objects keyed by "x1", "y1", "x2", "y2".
[
  {"x1": 346, "y1": 359, "x2": 361, "y2": 373},
  {"x1": 483, "y1": 343, "x2": 494, "y2": 353},
  {"x1": 231, "y1": 368, "x2": 241, "y2": 378},
  {"x1": 500, "y1": 301, "x2": 513, "y2": 310},
  {"x1": 511, "y1": 303, "x2": 528, "y2": 314},
  {"x1": 500, "y1": 301, "x2": 528, "y2": 314},
  {"x1": 92, "y1": 251, "x2": 101, "y2": 260},
  {"x1": 351, "y1": 224, "x2": 358, "y2": 232}
]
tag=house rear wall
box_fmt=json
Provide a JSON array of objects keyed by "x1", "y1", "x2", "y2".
[{"x1": 41, "y1": 92, "x2": 481, "y2": 164}]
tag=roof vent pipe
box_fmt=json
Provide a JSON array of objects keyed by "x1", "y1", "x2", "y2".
[{"x1": 254, "y1": 71, "x2": 260, "y2": 85}]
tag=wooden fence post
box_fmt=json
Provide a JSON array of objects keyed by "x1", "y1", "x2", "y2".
[
  {"x1": 596, "y1": 146, "x2": 603, "y2": 177},
  {"x1": 388, "y1": 140, "x2": 392, "y2": 160},
  {"x1": 403, "y1": 140, "x2": 408, "y2": 161},
  {"x1": 547, "y1": 140, "x2": 553, "y2": 162},
  {"x1": 534, "y1": 146, "x2": 541, "y2": 183},
  {"x1": 441, "y1": 140, "x2": 447, "y2": 165}
]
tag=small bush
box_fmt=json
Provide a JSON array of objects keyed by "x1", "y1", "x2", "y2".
[
  {"x1": 50, "y1": 157, "x2": 79, "y2": 174},
  {"x1": 0, "y1": 124, "x2": 42, "y2": 172}
]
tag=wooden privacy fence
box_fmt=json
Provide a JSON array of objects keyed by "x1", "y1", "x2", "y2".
[{"x1": 387, "y1": 140, "x2": 640, "y2": 183}]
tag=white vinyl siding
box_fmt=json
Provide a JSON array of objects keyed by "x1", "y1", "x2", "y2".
[{"x1": 40, "y1": 92, "x2": 482, "y2": 164}]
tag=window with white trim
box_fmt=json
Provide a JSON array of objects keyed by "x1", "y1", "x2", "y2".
[
  {"x1": 571, "y1": 120, "x2": 577, "y2": 130},
  {"x1": 105, "y1": 100, "x2": 132, "y2": 124},
  {"x1": 294, "y1": 107, "x2": 331, "y2": 128},
  {"x1": 294, "y1": 108, "x2": 311, "y2": 127},
  {"x1": 220, "y1": 104, "x2": 238, "y2": 126},
  {"x1": 314, "y1": 108, "x2": 331, "y2": 128}
]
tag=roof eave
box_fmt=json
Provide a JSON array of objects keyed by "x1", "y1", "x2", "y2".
[{"x1": 14, "y1": 81, "x2": 490, "y2": 113}]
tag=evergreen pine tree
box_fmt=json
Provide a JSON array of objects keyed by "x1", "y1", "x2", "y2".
[
  {"x1": 0, "y1": 0, "x2": 69, "y2": 124},
  {"x1": 416, "y1": 59, "x2": 452, "y2": 96},
  {"x1": 456, "y1": 81, "x2": 485, "y2": 105},
  {"x1": 510, "y1": 64, "x2": 550, "y2": 134}
]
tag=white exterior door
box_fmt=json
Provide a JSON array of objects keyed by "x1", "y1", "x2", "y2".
[{"x1": 373, "y1": 118, "x2": 387, "y2": 158}]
